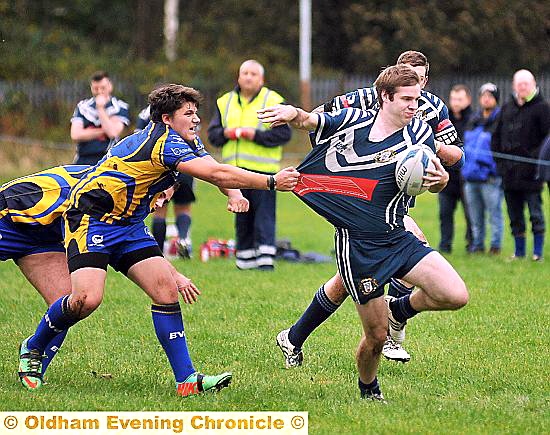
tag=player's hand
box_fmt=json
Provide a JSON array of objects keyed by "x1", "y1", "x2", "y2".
[
  {"x1": 175, "y1": 273, "x2": 201, "y2": 304},
  {"x1": 423, "y1": 157, "x2": 449, "y2": 192},
  {"x1": 95, "y1": 94, "x2": 109, "y2": 108},
  {"x1": 227, "y1": 195, "x2": 249, "y2": 213},
  {"x1": 257, "y1": 104, "x2": 298, "y2": 128},
  {"x1": 274, "y1": 166, "x2": 300, "y2": 191}
]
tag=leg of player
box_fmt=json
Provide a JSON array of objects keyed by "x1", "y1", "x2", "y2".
[
  {"x1": 388, "y1": 252, "x2": 468, "y2": 329},
  {"x1": 151, "y1": 204, "x2": 168, "y2": 252},
  {"x1": 174, "y1": 203, "x2": 192, "y2": 259},
  {"x1": 276, "y1": 272, "x2": 348, "y2": 368},
  {"x1": 126, "y1": 256, "x2": 231, "y2": 397},
  {"x1": 17, "y1": 252, "x2": 72, "y2": 375},
  {"x1": 382, "y1": 215, "x2": 427, "y2": 363},
  {"x1": 355, "y1": 296, "x2": 388, "y2": 402},
  {"x1": 18, "y1": 268, "x2": 106, "y2": 391}
]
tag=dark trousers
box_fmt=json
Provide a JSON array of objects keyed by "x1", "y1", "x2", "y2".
[
  {"x1": 235, "y1": 189, "x2": 276, "y2": 269},
  {"x1": 438, "y1": 191, "x2": 472, "y2": 252},
  {"x1": 503, "y1": 190, "x2": 545, "y2": 236}
]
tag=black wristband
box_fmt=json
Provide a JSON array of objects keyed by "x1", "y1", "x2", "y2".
[{"x1": 268, "y1": 175, "x2": 276, "y2": 190}]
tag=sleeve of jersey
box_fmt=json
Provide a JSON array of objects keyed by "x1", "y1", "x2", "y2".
[
  {"x1": 160, "y1": 134, "x2": 200, "y2": 170},
  {"x1": 115, "y1": 101, "x2": 131, "y2": 126},
  {"x1": 70, "y1": 105, "x2": 84, "y2": 124},
  {"x1": 434, "y1": 105, "x2": 459, "y2": 145},
  {"x1": 312, "y1": 109, "x2": 357, "y2": 145}
]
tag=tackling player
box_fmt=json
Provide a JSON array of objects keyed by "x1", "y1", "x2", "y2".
[
  {"x1": 17, "y1": 84, "x2": 299, "y2": 397},
  {"x1": 258, "y1": 64, "x2": 468, "y2": 401},
  {"x1": 2, "y1": 165, "x2": 199, "y2": 384},
  {"x1": 276, "y1": 51, "x2": 465, "y2": 365}
]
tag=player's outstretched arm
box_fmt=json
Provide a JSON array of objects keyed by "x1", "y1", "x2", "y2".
[
  {"x1": 201, "y1": 156, "x2": 250, "y2": 213},
  {"x1": 257, "y1": 104, "x2": 319, "y2": 131},
  {"x1": 177, "y1": 158, "x2": 299, "y2": 191}
]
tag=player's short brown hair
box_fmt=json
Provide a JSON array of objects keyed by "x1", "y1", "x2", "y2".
[
  {"x1": 396, "y1": 50, "x2": 429, "y2": 78},
  {"x1": 148, "y1": 84, "x2": 203, "y2": 122},
  {"x1": 374, "y1": 64, "x2": 420, "y2": 108}
]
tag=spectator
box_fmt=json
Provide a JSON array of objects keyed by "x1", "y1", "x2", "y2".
[
  {"x1": 462, "y1": 83, "x2": 503, "y2": 254},
  {"x1": 492, "y1": 69, "x2": 550, "y2": 261},
  {"x1": 208, "y1": 60, "x2": 292, "y2": 270},
  {"x1": 70, "y1": 71, "x2": 130, "y2": 165},
  {"x1": 136, "y1": 105, "x2": 195, "y2": 258},
  {"x1": 438, "y1": 84, "x2": 473, "y2": 253}
]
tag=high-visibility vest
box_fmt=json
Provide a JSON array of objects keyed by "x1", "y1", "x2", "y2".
[{"x1": 217, "y1": 87, "x2": 285, "y2": 173}]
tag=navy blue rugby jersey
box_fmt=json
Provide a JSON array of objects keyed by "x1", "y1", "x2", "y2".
[
  {"x1": 327, "y1": 88, "x2": 458, "y2": 145},
  {"x1": 69, "y1": 121, "x2": 208, "y2": 224},
  {"x1": 295, "y1": 108, "x2": 435, "y2": 235}
]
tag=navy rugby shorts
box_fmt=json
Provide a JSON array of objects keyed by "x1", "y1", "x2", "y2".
[{"x1": 334, "y1": 227, "x2": 433, "y2": 305}]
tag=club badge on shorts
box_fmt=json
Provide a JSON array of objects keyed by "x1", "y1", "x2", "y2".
[{"x1": 359, "y1": 277, "x2": 378, "y2": 296}]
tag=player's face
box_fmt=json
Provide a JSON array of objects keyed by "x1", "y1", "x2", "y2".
[
  {"x1": 238, "y1": 63, "x2": 264, "y2": 95},
  {"x1": 404, "y1": 64, "x2": 428, "y2": 89},
  {"x1": 385, "y1": 85, "x2": 421, "y2": 127},
  {"x1": 90, "y1": 78, "x2": 113, "y2": 97},
  {"x1": 162, "y1": 102, "x2": 200, "y2": 142}
]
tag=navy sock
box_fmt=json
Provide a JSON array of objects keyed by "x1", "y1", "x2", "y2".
[
  {"x1": 152, "y1": 303, "x2": 195, "y2": 382},
  {"x1": 152, "y1": 217, "x2": 167, "y2": 250},
  {"x1": 288, "y1": 286, "x2": 340, "y2": 349},
  {"x1": 389, "y1": 294, "x2": 419, "y2": 323},
  {"x1": 176, "y1": 214, "x2": 191, "y2": 239},
  {"x1": 27, "y1": 296, "x2": 79, "y2": 353},
  {"x1": 534, "y1": 233, "x2": 544, "y2": 257},
  {"x1": 358, "y1": 376, "x2": 381, "y2": 395},
  {"x1": 41, "y1": 330, "x2": 68, "y2": 375},
  {"x1": 514, "y1": 236, "x2": 526, "y2": 257},
  {"x1": 387, "y1": 278, "x2": 415, "y2": 298}
]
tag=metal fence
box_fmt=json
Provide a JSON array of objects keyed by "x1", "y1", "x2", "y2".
[{"x1": 1, "y1": 73, "x2": 549, "y2": 124}]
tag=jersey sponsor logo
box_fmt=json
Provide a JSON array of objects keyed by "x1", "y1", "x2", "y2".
[
  {"x1": 436, "y1": 119, "x2": 453, "y2": 132},
  {"x1": 359, "y1": 277, "x2": 378, "y2": 296},
  {"x1": 144, "y1": 227, "x2": 153, "y2": 238},
  {"x1": 0, "y1": 233, "x2": 2, "y2": 240},
  {"x1": 171, "y1": 147, "x2": 189, "y2": 156},
  {"x1": 293, "y1": 174, "x2": 379, "y2": 201},
  {"x1": 374, "y1": 149, "x2": 397, "y2": 163},
  {"x1": 90, "y1": 234, "x2": 104, "y2": 246},
  {"x1": 169, "y1": 330, "x2": 186, "y2": 340}
]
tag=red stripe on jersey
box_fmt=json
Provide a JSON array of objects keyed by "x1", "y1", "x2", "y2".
[
  {"x1": 293, "y1": 174, "x2": 379, "y2": 201},
  {"x1": 436, "y1": 119, "x2": 452, "y2": 132}
]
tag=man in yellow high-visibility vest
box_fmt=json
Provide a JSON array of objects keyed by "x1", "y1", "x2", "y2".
[{"x1": 208, "y1": 60, "x2": 292, "y2": 270}]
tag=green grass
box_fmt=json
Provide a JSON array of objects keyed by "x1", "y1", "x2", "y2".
[{"x1": 1, "y1": 181, "x2": 549, "y2": 434}]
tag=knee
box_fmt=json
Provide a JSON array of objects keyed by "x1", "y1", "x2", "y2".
[
  {"x1": 357, "y1": 328, "x2": 387, "y2": 356},
  {"x1": 447, "y1": 281, "x2": 469, "y2": 310},
  {"x1": 326, "y1": 275, "x2": 349, "y2": 305},
  {"x1": 150, "y1": 278, "x2": 179, "y2": 305},
  {"x1": 68, "y1": 293, "x2": 103, "y2": 319}
]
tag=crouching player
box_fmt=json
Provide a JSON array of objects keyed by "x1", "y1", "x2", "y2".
[{"x1": 18, "y1": 84, "x2": 299, "y2": 397}]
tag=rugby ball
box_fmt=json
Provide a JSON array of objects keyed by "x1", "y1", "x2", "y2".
[{"x1": 395, "y1": 145, "x2": 436, "y2": 196}]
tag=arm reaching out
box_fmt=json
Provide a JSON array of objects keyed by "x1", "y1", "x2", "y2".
[{"x1": 257, "y1": 104, "x2": 319, "y2": 131}]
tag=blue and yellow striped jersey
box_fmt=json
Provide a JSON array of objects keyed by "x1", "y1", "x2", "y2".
[
  {"x1": 69, "y1": 121, "x2": 209, "y2": 224},
  {"x1": 0, "y1": 165, "x2": 91, "y2": 241}
]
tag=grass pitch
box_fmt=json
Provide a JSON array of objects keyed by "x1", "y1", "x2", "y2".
[{"x1": 0, "y1": 181, "x2": 548, "y2": 434}]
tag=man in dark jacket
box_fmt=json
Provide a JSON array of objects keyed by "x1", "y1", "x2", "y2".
[
  {"x1": 492, "y1": 69, "x2": 550, "y2": 261},
  {"x1": 439, "y1": 84, "x2": 473, "y2": 253}
]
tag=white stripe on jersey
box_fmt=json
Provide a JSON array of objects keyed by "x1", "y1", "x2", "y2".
[{"x1": 385, "y1": 190, "x2": 405, "y2": 230}]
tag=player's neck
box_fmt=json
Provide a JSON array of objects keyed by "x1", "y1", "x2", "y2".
[{"x1": 369, "y1": 112, "x2": 402, "y2": 142}]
